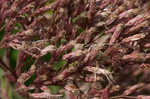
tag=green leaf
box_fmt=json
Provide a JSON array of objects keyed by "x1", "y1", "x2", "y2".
[
  {"x1": 44, "y1": 10, "x2": 54, "y2": 19},
  {"x1": 76, "y1": 27, "x2": 84, "y2": 37},
  {"x1": 48, "y1": 85, "x2": 62, "y2": 94},
  {"x1": 8, "y1": 85, "x2": 13, "y2": 99},
  {"x1": 11, "y1": 23, "x2": 22, "y2": 34},
  {"x1": 0, "y1": 69, "x2": 5, "y2": 90},
  {"x1": 10, "y1": 49, "x2": 18, "y2": 69},
  {"x1": 0, "y1": 68, "x2": 3, "y2": 76},
  {"x1": 45, "y1": 42, "x2": 51, "y2": 47},
  {"x1": 28, "y1": 89, "x2": 35, "y2": 93},
  {"x1": 46, "y1": 0, "x2": 56, "y2": 5},
  {"x1": 99, "y1": 30, "x2": 104, "y2": 37},
  {"x1": 61, "y1": 92, "x2": 66, "y2": 99},
  {"x1": 22, "y1": 56, "x2": 35, "y2": 72},
  {"x1": 72, "y1": 12, "x2": 87, "y2": 23},
  {"x1": 72, "y1": 16, "x2": 80, "y2": 23},
  {"x1": 97, "y1": 51, "x2": 103, "y2": 57},
  {"x1": 0, "y1": 69, "x2": 23, "y2": 99},
  {"x1": 52, "y1": 60, "x2": 67, "y2": 71},
  {"x1": 0, "y1": 28, "x2": 5, "y2": 41},
  {"x1": 56, "y1": 41, "x2": 61, "y2": 48},
  {"x1": 33, "y1": 36, "x2": 39, "y2": 41},
  {"x1": 41, "y1": 53, "x2": 51, "y2": 62},
  {"x1": 12, "y1": 92, "x2": 24, "y2": 99},
  {"x1": 23, "y1": 13, "x2": 28, "y2": 17},
  {"x1": 24, "y1": 73, "x2": 36, "y2": 86},
  {"x1": 60, "y1": 38, "x2": 67, "y2": 44},
  {"x1": 0, "y1": 48, "x2": 5, "y2": 58},
  {"x1": 71, "y1": 47, "x2": 75, "y2": 51},
  {"x1": 45, "y1": 10, "x2": 53, "y2": 15},
  {"x1": 77, "y1": 27, "x2": 84, "y2": 33},
  {"x1": 69, "y1": 63, "x2": 73, "y2": 67}
]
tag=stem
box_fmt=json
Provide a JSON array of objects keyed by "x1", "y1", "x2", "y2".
[
  {"x1": 111, "y1": 95, "x2": 137, "y2": 99},
  {"x1": 0, "y1": 59, "x2": 17, "y2": 79}
]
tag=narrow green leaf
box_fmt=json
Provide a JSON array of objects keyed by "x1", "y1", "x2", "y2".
[
  {"x1": 24, "y1": 73, "x2": 36, "y2": 86},
  {"x1": 0, "y1": 28, "x2": 5, "y2": 41},
  {"x1": 45, "y1": 42, "x2": 51, "y2": 47},
  {"x1": 0, "y1": 48, "x2": 5, "y2": 58},
  {"x1": 52, "y1": 60, "x2": 67, "y2": 71},
  {"x1": 46, "y1": 0, "x2": 56, "y2": 5},
  {"x1": 99, "y1": 30, "x2": 104, "y2": 37},
  {"x1": 33, "y1": 36, "x2": 39, "y2": 41},
  {"x1": 71, "y1": 47, "x2": 75, "y2": 51},
  {"x1": 72, "y1": 12, "x2": 87, "y2": 23},
  {"x1": 41, "y1": 53, "x2": 51, "y2": 62},
  {"x1": 48, "y1": 85, "x2": 62, "y2": 94},
  {"x1": 69, "y1": 63, "x2": 73, "y2": 67},
  {"x1": 28, "y1": 89, "x2": 35, "y2": 93},
  {"x1": 11, "y1": 23, "x2": 22, "y2": 34},
  {"x1": 23, "y1": 13, "x2": 28, "y2": 17},
  {"x1": 10, "y1": 49, "x2": 18, "y2": 69},
  {"x1": 45, "y1": 10, "x2": 53, "y2": 15},
  {"x1": 22, "y1": 56, "x2": 35, "y2": 72},
  {"x1": 60, "y1": 38, "x2": 67, "y2": 44},
  {"x1": 72, "y1": 16, "x2": 80, "y2": 23},
  {"x1": 76, "y1": 27, "x2": 84, "y2": 37},
  {"x1": 8, "y1": 86, "x2": 13, "y2": 99}
]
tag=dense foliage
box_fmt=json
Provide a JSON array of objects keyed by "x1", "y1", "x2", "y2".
[{"x1": 0, "y1": 0, "x2": 150, "y2": 99}]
